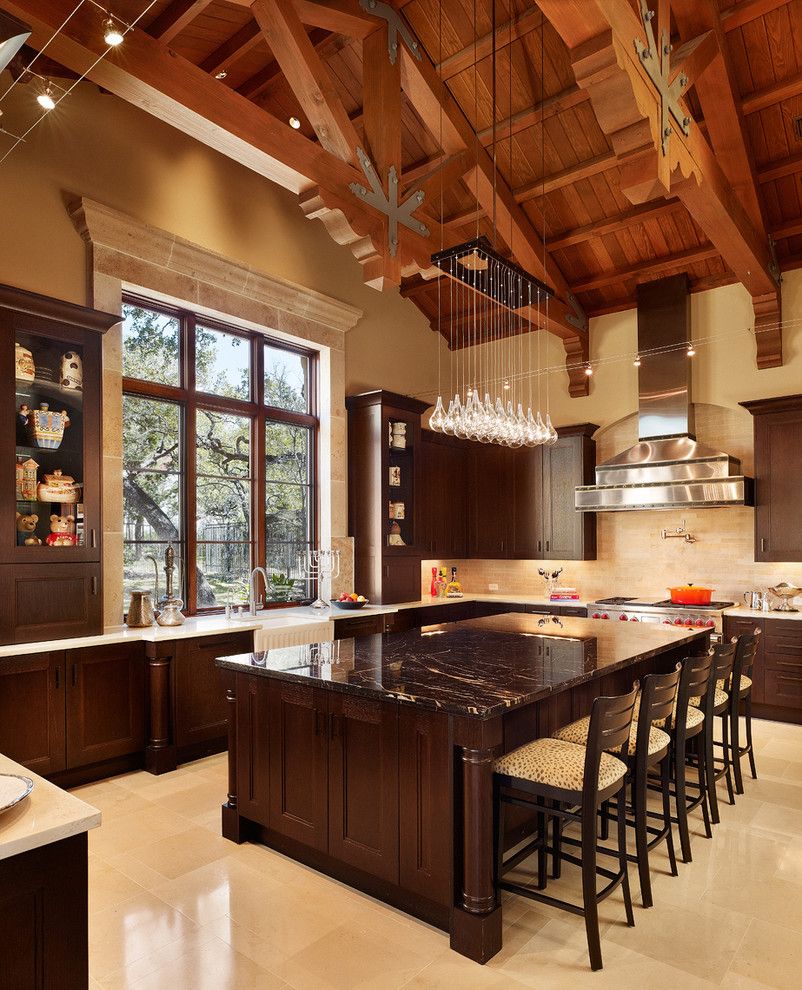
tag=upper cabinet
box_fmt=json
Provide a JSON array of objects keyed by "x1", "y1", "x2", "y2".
[
  {"x1": 0, "y1": 284, "x2": 118, "y2": 644},
  {"x1": 742, "y1": 395, "x2": 802, "y2": 562}
]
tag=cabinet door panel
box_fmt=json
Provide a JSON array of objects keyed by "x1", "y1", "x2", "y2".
[
  {"x1": 0, "y1": 563, "x2": 101, "y2": 646},
  {"x1": 420, "y1": 435, "x2": 469, "y2": 558},
  {"x1": 268, "y1": 681, "x2": 328, "y2": 848},
  {"x1": 513, "y1": 447, "x2": 544, "y2": 557},
  {"x1": 754, "y1": 412, "x2": 802, "y2": 561},
  {"x1": 764, "y1": 668, "x2": 802, "y2": 710},
  {"x1": 66, "y1": 644, "x2": 145, "y2": 768},
  {"x1": 468, "y1": 445, "x2": 513, "y2": 558},
  {"x1": 235, "y1": 674, "x2": 272, "y2": 829},
  {"x1": 398, "y1": 708, "x2": 451, "y2": 906},
  {"x1": 328, "y1": 694, "x2": 399, "y2": 882},
  {"x1": 381, "y1": 555, "x2": 422, "y2": 604},
  {"x1": 0, "y1": 652, "x2": 65, "y2": 774},
  {"x1": 174, "y1": 633, "x2": 252, "y2": 751}
]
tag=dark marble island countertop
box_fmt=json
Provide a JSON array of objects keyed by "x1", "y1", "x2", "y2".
[{"x1": 215, "y1": 613, "x2": 707, "y2": 719}]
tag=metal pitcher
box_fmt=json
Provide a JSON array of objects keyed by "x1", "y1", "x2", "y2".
[
  {"x1": 127, "y1": 590, "x2": 156, "y2": 627},
  {"x1": 743, "y1": 591, "x2": 765, "y2": 610}
]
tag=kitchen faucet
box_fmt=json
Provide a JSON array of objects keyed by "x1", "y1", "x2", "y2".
[{"x1": 248, "y1": 566, "x2": 269, "y2": 616}]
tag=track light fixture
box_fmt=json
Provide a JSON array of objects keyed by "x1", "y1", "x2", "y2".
[
  {"x1": 37, "y1": 82, "x2": 55, "y2": 111},
  {"x1": 103, "y1": 17, "x2": 124, "y2": 47},
  {"x1": 289, "y1": 116, "x2": 301, "y2": 129}
]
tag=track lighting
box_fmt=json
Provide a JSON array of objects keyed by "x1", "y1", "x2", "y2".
[
  {"x1": 634, "y1": 355, "x2": 641, "y2": 367},
  {"x1": 215, "y1": 70, "x2": 227, "y2": 79},
  {"x1": 289, "y1": 116, "x2": 301, "y2": 129},
  {"x1": 584, "y1": 364, "x2": 593, "y2": 376},
  {"x1": 103, "y1": 17, "x2": 124, "y2": 47},
  {"x1": 687, "y1": 344, "x2": 696, "y2": 357},
  {"x1": 37, "y1": 83, "x2": 55, "y2": 111}
]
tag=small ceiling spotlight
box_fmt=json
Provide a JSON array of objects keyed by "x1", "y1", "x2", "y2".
[
  {"x1": 37, "y1": 82, "x2": 55, "y2": 111},
  {"x1": 584, "y1": 364, "x2": 594, "y2": 377},
  {"x1": 633, "y1": 354, "x2": 641, "y2": 367},
  {"x1": 103, "y1": 17, "x2": 124, "y2": 47},
  {"x1": 289, "y1": 116, "x2": 302, "y2": 129},
  {"x1": 687, "y1": 343, "x2": 696, "y2": 357},
  {"x1": 215, "y1": 69, "x2": 227, "y2": 79},
  {"x1": 502, "y1": 379, "x2": 511, "y2": 390}
]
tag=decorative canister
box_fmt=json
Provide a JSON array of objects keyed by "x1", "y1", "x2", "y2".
[
  {"x1": 388, "y1": 500, "x2": 405, "y2": 519},
  {"x1": 60, "y1": 351, "x2": 83, "y2": 391},
  {"x1": 15, "y1": 342, "x2": 35, "y2": 381},
  {"x1": 37, "y1": 469, "x2": 82, "y2": 503},
  {"x1": 25, "y1": 403, "x2": 70, "y2": 450},
  {"x1": 156, "y1": 597, "x2": 186, "y2": 626},
  {"x1": 389, "y1": 466, "x2": 401, "y2": 487},
  {"x1": 16, "y1": 457, "x2": 39, "y2": 500},
  {"x1": 127, "y1": 590, "x2": 156, "y2": 627}
]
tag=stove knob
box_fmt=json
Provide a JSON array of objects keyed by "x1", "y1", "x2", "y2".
[
  {"x1": 684, "y1": 617, "x2": 694, "y2": 626},
  {"x1": 601, "y1": 613, "x2": 610, "y2": 620},
  {"x1": 663, "y1": 619, "x2": 673, "y2": 625},
  {"x1": 619, "y1": 613, "x2": 629, "y2": 621},
  {"x1": 591, "y1": 612, "x2": 601, "y2": 619},
  {"x1": 674, "y1": 617, "x2": 684, "y2": 626},
  {"x1": 706, "y1": 619, "x2": 716, "y2": 628},
  {"x1": 696, "y1": 619, "x2": 706, "y2": 628},
  {"x1": 629, "y1": 616, "x2": 639, "y2": 622}
]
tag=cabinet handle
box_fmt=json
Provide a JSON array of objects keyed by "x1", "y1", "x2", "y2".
[
  {"x1": 71, "y1": 664, "x2": 78, "y2": 687},
  {"x1": 90, "y1": 528, "x2": 97, "y2": 549},
  {"x1": 546, "y1": 540, "x2": 550, "y2": 552},
  {"x1": 91, "y1": 576, "x2": 98, "y2": 595},
  {"x1": 537, "y1": 540, "x2": 542, "y2": 554},
  {"x1": 761, "y1": 538, "x2": 766, "y2": 552}
]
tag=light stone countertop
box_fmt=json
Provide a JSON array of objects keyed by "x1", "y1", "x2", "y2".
[
  {"x1": 0, "y1": 753, "x2": 100, "y2": 861},
  {"x1": 728, "y1": 607, "x2": 802, "y2": 621}
]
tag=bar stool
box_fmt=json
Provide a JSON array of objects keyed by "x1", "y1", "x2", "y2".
[
  {"x1": 493, "y1": 686, "x2": 638, "y2": 971},
  {"x1": 728, "y1": 631, "x2": 760, "y2": 793},
  {"x1": 551, "y1": 666, "x2": 680, "y2": 908},
  {"x1": 702, "y1": 641, "x2": 736, "y2": 824}
]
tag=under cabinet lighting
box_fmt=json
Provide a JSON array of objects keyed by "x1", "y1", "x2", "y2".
[
  {"x1": 104, "y1": 17, "x2": 124, "y2": 47},
  {"x1": 289, "y1": 116, "x2": 301, "y2": 129},
  {"x1": 37, "y1": 83, "x2": 55, "y2": 111}
]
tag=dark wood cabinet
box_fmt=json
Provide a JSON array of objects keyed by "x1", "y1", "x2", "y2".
[
  {"x1": 347, "y1": 391, "x2": 429, "y2": 603},
  {"x1": 723, "y1": 615, "x2": 765, "y2": 704},
  {"x1": 512, "y1": 444, "x2": 544, "y2": 558},
  {"x1": 723, "y1": 614, "x2": 802, "y2": 722},
  {"x1": 419, "y1": 431, "x2": 468, "y2": 557},
  {"x1": 0, "y1": 651, "x2": 65, "y2": 775},
  {"x1": 0, "y1": 284, "x2": 117, "y2": 645},
  {"x1": 328, "y1": 693, "x2": 399, "y2": 882},
  {"x1": 468, "y1": 443, "x2": 517, "y2": 558},
  {"x1": 333, "y1": 613, "x2": 386, "y2": 639},
  {"x1": 742, "y1": 395, "x2": 802, "y2": 561},
  {"x1": 541, "y1": 430, "x2": 597, "y2": 560},
  {"x1": 267, "y1": 680, "x2": 328, "y2": 848},
  {"x1": 173, "y1": 631, "x2": 252, "y2": 757},
  {"x1": 65, "y1": 644, "x2": 145, "y2": 767}
]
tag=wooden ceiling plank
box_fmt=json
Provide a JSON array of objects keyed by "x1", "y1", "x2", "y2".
[
  {"x1": 757, "y1": 149, "x2": 802, "y2": 183},
  {"x1": 475, "y1": 85, "x2": 589, "y2": 145},
  {"x1": 742, "y1": 67, "x2": 802, "y2": 114},
  {"x1": 147, "y1": 0, "x2": 214, "y2": 44},
  {"x1": 514, "y1": 152, "x2": 618, "y2": 203},
  {"x1": 250, "y1": 0, "x2": 359, "y2": 163},
  {"x1": 721, "y1": 0, "x2": 794, "y2": 33},
  {"x1": 773, "y1": 218, "x2": 802, "y2": 240},
  {"x1": 200, "y1": 20, "x2": 261, "y2": 76},
  {"x1": 572, "y1": 244, "x2": 720, "y2": 294},
  {"x1": 546, "y1": 199, "x2": 681, "y2": 252},
  {"x1": 435, "y1": 8, "x2": 544, "y2": 81}
]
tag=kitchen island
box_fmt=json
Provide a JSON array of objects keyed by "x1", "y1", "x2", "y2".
[{"x1": 216, "y1": 613, "x2": 707, "y2": 963}]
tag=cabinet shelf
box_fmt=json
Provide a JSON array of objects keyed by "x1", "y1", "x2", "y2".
[{"x1": 16, "y1": 378, "x2": 84, "y2": 407}]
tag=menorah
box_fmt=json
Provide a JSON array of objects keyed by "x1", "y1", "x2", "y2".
[{"x1": 297, "y1": 548, "x2": 341, "y2": 609}]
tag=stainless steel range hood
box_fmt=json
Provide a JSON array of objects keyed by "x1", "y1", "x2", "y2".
[{"x1": 575, "y1": 274, "x2": 754, "y2": 512}]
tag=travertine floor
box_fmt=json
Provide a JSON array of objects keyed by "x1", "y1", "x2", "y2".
[{"x1": 73, "y1": 716, "x2": 802, "y2": 989}]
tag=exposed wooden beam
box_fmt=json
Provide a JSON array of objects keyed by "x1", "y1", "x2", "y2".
[
  {"x1": 672, "y1": 0, "x2": 766, "y2": 236},
  {"x1": 436, "y1": 8, "x2": 543, "y2": 81},
  {"x1": 572, "y1": 244, "x2": 720, "y2": 295},
  {"x1": 476, "y1": 85, "x2": 589, "y2": 145},
  {"x1": 251, "y1": 0, "x2": 359, "y2": 163},
  {"x1": 547, "y1": 199, "x2": 681, "y2": 252},
  {"x1": 147, "y1": 0, "x2": 213, "y2": 43},
  {"x1": 742, "y1": 68, "x2": 802, "y2": 115},
  {"x1": 758, "y1": 150, "x2": 802, "y2": 184},
  {"x1": 290, "y1": 0, "x2": 377, "y2": 39},
  {"x1": 400, "y1": 274, "x2": 445, "y2": 300},
  {"x1": 721, "y1": 0, "x2": 793, "y2": 32},
  {"x1": 401, "y1": 152, "x2": 446, "y2": 187},
  {"x1": 442, "y1": 205, "x2": 485, "y2": 230},
  {"x1": 409, "y1": 151, "x2": 475, "y2": 206},
  {"x1": 237, "y1": 27, "x2": 332, "y2": 101},
  {"x1": 200, "y1": 21, "x2": 261, "y2": 77},
  {"x1": 772, "y1": 218, "x2": 802, "y2": 241},
  {"x1": 513, "y1": 152, "x2": 618, "y2": 203}
]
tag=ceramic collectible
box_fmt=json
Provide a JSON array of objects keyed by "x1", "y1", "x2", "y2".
[
  {"x1": 25, "y1": 403, "x2": 70, "y2": 450},
  {"x1": 15, "y1": 342, "x2": 35, "y2": 381},
  {"x1": 388, "y1": 521, "x2": 406, "y2": 546},
  {"x1": 60, "y1": 350, "x2": 83, "y2": 390},
  {"x1": 37, "y1": 469, "x2": 82, "y2": 503},
  {"x1": 15, "y1": 512, "x2": 41, "y2": 546},
  {"x1": 16, "y1": 457, "x2": 39, "y2": 500},
  {"x1": 46, "y1": 514, "x2": 78, "y2": 547},
  {"x1": 389, "y1": 466, "x2": 401, "y2": 487}
]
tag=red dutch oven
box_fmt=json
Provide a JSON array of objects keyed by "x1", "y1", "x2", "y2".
[{"x1": 668, "y1": 584, "x2": 714, "y2": 605}]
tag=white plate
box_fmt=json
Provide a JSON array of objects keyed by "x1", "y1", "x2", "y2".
[{"x1": 0, "y1": 773, "x2": 34, "y2": 813}]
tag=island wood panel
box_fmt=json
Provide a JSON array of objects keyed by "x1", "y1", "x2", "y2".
[
  {"x1": 0, "y1": 833, "x2": 89, "y2": 990},
  {"x1": 235, "y1": 672, "x2": 272, "y2": 829},
  {"x1": 0, "y1": 651, "x2": 65, "y2": 775},
  {"x1": 267, "y1": 679, "x2": 328, "y2": 849},
  {"x1": 327, "y1": 693, "x2": 400, "y2": 884},
  {"x1": 65, "y1": 643, "x2": 145, "y2": 768}
]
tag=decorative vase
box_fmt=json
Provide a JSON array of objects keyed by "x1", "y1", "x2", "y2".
[
  {"x1": 127, "y1": 590, "x2": 156, "y2": 627},
  {"x1": 25, "y1": 403, "x2": 70, "y2": 450},
  {"x1": 60, "y1": 351, "x2": 83, "y2": 391}
]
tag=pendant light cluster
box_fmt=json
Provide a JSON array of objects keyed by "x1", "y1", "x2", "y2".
[{"x1": 427, "y1": 237, "x2": 558, "y2": 447}]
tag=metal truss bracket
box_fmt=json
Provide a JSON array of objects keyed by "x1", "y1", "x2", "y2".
[
  {"x1": 633, "y1": 0, "x2": 691, "y2": 156},
  {"x1": 360, "y1": 0, "x2": 422, "y2": 64},
  {"x1": 349, "y1": 147, "x2": 430, "y2": 256},
  {"x1": 565, "y1": 292, "x2": 588, "y2": 333},
  {"x1": 768, "y1": 235, "x2": 783, "y2": 284}
]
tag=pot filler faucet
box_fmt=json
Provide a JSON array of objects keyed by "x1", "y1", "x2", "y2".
[{"x1": 660, "y1": 520, "x2": 697, "y2": 544}]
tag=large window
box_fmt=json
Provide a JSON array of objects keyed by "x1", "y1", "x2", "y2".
[{"x1": 122, "y1": 299, "x2": 317, "y2": 613}]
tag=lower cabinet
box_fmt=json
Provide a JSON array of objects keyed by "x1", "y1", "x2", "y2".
[
  {"x1": 723, "y1": 615, "x2": 802, "y2": 721},
  {"x1": 0, "y1": 644, "x2": 145, "y2": 775}
]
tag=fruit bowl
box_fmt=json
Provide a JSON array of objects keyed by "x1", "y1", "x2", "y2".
[{"x1": 331, "y1": 598, "x2": 369, "y2": 610}]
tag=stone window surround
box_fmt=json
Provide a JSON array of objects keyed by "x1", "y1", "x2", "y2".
[{"x1": 69, "y1": 197, "x2": 362, "y2": 626}]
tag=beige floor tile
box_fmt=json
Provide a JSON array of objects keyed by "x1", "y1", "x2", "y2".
[
  {"x1": 402, "y1": 948, "x2": 528, "y2": 989},
  {"x1": 150, "y1": 857, "x2": 262, "y2": 926},
  {"x1": 89, "y1": 859, "x2": 147, "y2": 915},
  {"x1": 72, "y1": 780, "x2": 156, "y2": 821},
  {"x1": 125, "y1": 825, "x2": 231, "y2": 880},
  {"x1": 205, "y1": 914, "x2": 295, "y2": 975},
  {"x1": 95, "y1": 929, "x2": 219, "y2": 989},
  {"x1": 145, "y1": 778, "x2": 224, "y2": 819},
  {"x1": 89, "y1": 805, "x2": 195, "y2": 859},
  {"x1": 90, "y1": 890, "x2": 199, "y2": 981},
  {"x1": 729, "y1": 917, "x2": 802, "y2": 990},
  {"x1": 126, "y1": 934, "x2": 287, "y2": 990},
  {"x1": 781, "y1": 761, "x2": 802, "y2": 783},
  {"x1": 749, "y1": 802, "x2": 802, "y2": 840},
  {"x1": 758, "y1": 739, "x2": 802, "y2": 764}
]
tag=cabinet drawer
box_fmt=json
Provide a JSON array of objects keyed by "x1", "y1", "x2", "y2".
[
  {"x1": 764, "y1": 621, "x2": 802, "y2": 669},
  {"x1": 333, "y1": 615, "x2": 385, "y2": 639},
  {"x1": 764, "y1": 668, "x2": 802, "y2": 709}
]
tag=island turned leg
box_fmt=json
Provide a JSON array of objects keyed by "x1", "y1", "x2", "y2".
[
  {"x1": 145, "y1": 644, "x2": 177, "y2": 775},
  {"x1": 450, "y1": 744, "x2": 503, "y2": 963},
  {"x1": 221, "y1": 674, "x2": 245, "y2": 843}
]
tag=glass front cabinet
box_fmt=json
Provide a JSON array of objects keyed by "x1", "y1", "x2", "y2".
[{"x1": 0, "y1": 285, "x2": 118, "y2": 644}]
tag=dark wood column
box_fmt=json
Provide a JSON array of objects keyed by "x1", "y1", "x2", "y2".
[
  {"x1": 145, "y1": 641, "x2": 177, "y2": 774},
  {"x1": 221, "y1": 669, "x2": 246, "y2": 842},
  {"x1": 450, "y1": 716, "x2": 503, "y2": 963}
]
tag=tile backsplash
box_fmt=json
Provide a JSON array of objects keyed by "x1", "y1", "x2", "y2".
[{"x1": 421, "y1": 403, "x2": 802, "y2": 604}]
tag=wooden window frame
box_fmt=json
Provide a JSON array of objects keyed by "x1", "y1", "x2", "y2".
[{"x1": 122, "y1": 294, "x2": 319, "y2": 615}]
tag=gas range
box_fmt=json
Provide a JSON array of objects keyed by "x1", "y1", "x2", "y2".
[{"x1": 588, "y1": 597, "x2": 736, "y2": 636}]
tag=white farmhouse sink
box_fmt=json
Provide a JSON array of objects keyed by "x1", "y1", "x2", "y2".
[{"x1": 245, "y1": 611, "x2": 333, "y2": 651}]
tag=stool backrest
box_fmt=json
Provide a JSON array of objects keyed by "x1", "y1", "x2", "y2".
[
  {"x1": 584, "y1": 684, "x2": 639, "y2": 799},
  {"x1": 675, "y1": 652, "x2": 713, "y2": 740},
  {"x1": 710, "y1": 639, "x2": 736, "y2": 693},
  {"x1": 638, "y1": 663, "x2": 681, "y2": 734},
  {"x1": 732, "y1": 630, "x2": 760, "y2": 696}
]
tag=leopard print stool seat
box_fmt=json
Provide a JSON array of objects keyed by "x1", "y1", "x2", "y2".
[
  {"x1": 494, "y1": 737, "x2": 626, "y2": 793},
  {"x1": 553, "y1": 716, "x2": 670, "y2": 758}
]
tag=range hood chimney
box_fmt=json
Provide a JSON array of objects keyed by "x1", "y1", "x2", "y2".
[{"x1": 575, "y1": 274, "x2": 753, "y2": 512}]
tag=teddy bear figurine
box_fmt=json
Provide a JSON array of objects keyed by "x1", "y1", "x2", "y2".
[
  {"x1": 46, "y1": 513, "x2": 78, "y2": 547},
  {"x1": 16, "y1": 511, "x2": 41, "y2": 546}
]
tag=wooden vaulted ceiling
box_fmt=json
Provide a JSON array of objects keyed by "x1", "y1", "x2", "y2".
[{"x1": 7, "y1": 0, "x2": 802, "y2": 396}]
